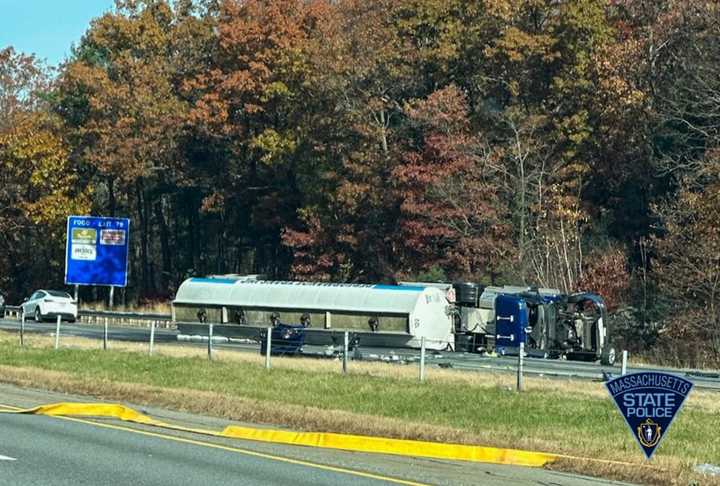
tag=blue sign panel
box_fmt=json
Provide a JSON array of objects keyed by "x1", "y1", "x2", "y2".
[
  {"x1": 65, "y1": 216, "x2": 130, "y2": 287},
  {"x1": 606, "y1": 372, "x2": 693, "y2": 459}
]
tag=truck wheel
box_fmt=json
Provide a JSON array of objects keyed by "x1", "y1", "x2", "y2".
[{"x1": 600, "y1": 347, "x2": 616, "y2": 366}]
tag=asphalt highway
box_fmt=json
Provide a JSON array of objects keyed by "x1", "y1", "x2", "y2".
[
  {"x1": 1, "y1": 317, "x2": 718, "y2": 390},
  {"x1": 0, "y1": 384, "x2": 632, "y2": 486},
  {"x1": 0, "y1": 409, "x2": 410, "y2": 485},
  {"x1": 0, "y1": 318, "x2": 179, "y2": 343}
]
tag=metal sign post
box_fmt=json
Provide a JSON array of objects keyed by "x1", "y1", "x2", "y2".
[
  {"x1": 54, "y1": 315, "x2": 61, "y2": 350},
  {"x1": 517, "y1": 342, "x2": 525, "y2": 392},
  {"x1": 208, "y1": 323, "x2": 214, "y2": 361},
  {"x1": 265, "y1": 327, "x2": 272, "y2": 369},
  {"x1": 20, "y1": 312, "x2": 25, "y2": 347},
  {"x1": 149, "y1": 320, "x2": 156, "y2": 355},
  {"x1": 103, "y1": 317, "x2": 109, "y2": 351},
  {"x1": 419, "y1": 336, "x2": 426, "y2": 382},
  {"x1": 621, "y1": 350, "x2": 628, "y2": 376}
]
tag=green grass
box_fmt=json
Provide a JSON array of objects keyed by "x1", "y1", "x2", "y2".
[
  {"x1": 0, "y1": 334, "x2": 718, "y2": 486},
  {"x1": 0, "y1": 339, "x2": 715, "y2": 466}
]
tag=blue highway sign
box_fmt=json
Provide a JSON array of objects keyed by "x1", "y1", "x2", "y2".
[
  {"x1": 606, "y1": 372, "x2": 693, "y2": 459},
  {"x1": 65, "y1": 216, "x2": 130, "y2": 287}
]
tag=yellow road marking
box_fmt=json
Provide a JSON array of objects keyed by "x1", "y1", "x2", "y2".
[
  {"x1": 1, "y1": 402, "x2": 558, "y2": 467},
  {"x1": 0, "y1": 401, "x2": 658, "y2": 471},
  {"x1": 0, "y1": 402, "x2": 427, "y2": 486}
]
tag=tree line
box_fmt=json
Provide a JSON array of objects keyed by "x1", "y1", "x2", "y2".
[{"x1": 1, "y1": 0, "x2": 719, "y2": 365}]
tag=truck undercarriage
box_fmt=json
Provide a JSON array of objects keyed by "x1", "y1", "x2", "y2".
[{"x1": 455, "y1": 285, "x2": 615, "y2": 365}]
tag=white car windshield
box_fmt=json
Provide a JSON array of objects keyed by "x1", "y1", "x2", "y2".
[{"x1": 46, "y1": 290, "x2": 72, "y2": 299}]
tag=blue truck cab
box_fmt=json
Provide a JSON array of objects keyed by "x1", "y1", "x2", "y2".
[{"x1": 454, "y1": 284, "x2": 615, "y2": 365}]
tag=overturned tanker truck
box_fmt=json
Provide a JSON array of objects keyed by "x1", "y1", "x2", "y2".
[{"x1": 172, "y1": 275, "x2": 615, "y2": 365}]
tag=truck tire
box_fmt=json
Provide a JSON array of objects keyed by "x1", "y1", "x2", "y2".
[
  {"x1": 453, "y1": 282, "x2": 482, "y2": 306},
  {"x1": 600, "y1": 346, "x2": 616, "y2": 366},
  {"x1": 453, "y1": 333, "x2": 473, "y2": 353}
]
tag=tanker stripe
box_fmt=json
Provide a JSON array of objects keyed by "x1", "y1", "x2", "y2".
[
  {"x1": 190, "y1": 278, "x2": 238, "y2": 284},
  {"x1": 372, "y1": 285, "x2": 425, "y2": 292}
]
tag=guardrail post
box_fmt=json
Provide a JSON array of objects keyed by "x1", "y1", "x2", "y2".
[
  {"x1": 419, "y1": 336, "x2": 426, "y2": 382},
  {"x1": 516, "y1": 342, "x2": 524, "y2": 392},
  {"x1": 208, "y1": 323, "x2": 214, "y2": 361},
  {"x1": 621, "y1": 350, "x2": 628, "y2": 376},
  {"x1": 20, "y1": 312, "x2": 25, "y2": 347},
  {"x1": 265, "y1": 327, "x2": 272, "y2": 370},
  {"x1": 149, "y1": 319, "x2": 156, "y2": 355},
  {"x1": 103, "y1": 317, "x2": 109, "y2": 351},
  {"x1": 54, "y1": 315, "x2": 61, "y2": 350},
  {"x1": 343, "y1": 331, "x2": 349, "y2": 374}
]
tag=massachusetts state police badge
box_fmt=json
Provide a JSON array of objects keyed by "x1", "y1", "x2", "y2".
[{"x1": 605, "y1": 372, "x2": 693, "y2": 459}]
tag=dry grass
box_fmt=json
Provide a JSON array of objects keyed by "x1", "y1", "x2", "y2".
[
  {"x1": 630, "y1": 353, "x2": 720, "y2": 374},
  {"x1": 1, "y1": 331, "x2": 718, "y2": 486}
]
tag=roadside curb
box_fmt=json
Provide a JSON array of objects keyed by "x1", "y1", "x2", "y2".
[
  {"x1": 2, "y1": 402, "x2": 557, "y2": 468},
  {"x1": 221, "y1": 425, "x2": 556, "y2": 467}
]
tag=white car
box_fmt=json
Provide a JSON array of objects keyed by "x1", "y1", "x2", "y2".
[{"x1": 21, "y1": 290, "x2": 77, "y2": 323}]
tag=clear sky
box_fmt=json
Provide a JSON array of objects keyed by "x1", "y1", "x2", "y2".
[{"x1": 0, "y1": 1, "x2": 116, "y2": 67}]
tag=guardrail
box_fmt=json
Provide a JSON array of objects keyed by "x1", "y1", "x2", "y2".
[
  {"x1": 78, "y1": 310, "x2": 173, "y2": 328},
  {"x1": 78, "y1": 309, "x2": 172, "y2": 321},
  {"x1": 4, "y1": 306, "x2": 21, "y2": 319},
  {"x1": 2, "y1": 306, "x2": 173, "y2": 328}
]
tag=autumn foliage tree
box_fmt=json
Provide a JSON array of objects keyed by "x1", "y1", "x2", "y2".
[
  {"x1": 54, "y1": 0, "x2": 207, "y2": 297},
  {"x1": 0, "y1": 48, "x2": 90, "y2": 299},
  {"x1": 282, "y1": 0, "x2": 422, "y2": 282},
  {"x1": 181, "y1": 0, "x2": 338, "y2": 278},
  {"x1": 650, "y1": 160, "x2": 720, "y2": 365},
  {"x1": 4, "y1": 0, "x2": 720, "y2": 366},
  {"x1": 392, "y1": 85, "x2": 510, "y2": 281},
  {"x1": 653, "y1": 161, "x2": 720, "y2": 316}
]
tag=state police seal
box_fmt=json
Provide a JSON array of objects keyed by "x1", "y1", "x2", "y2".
[
  {"x1": 637, "y1": 419, "x2": 661, "y2": 448},
  {"x1": 605, "y1": 372, "x2": 693, "y2": 459}
]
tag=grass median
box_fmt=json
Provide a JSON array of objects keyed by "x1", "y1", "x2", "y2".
[{"x1": 0, "y1": 331, "x2": 717, "y2": 485}]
